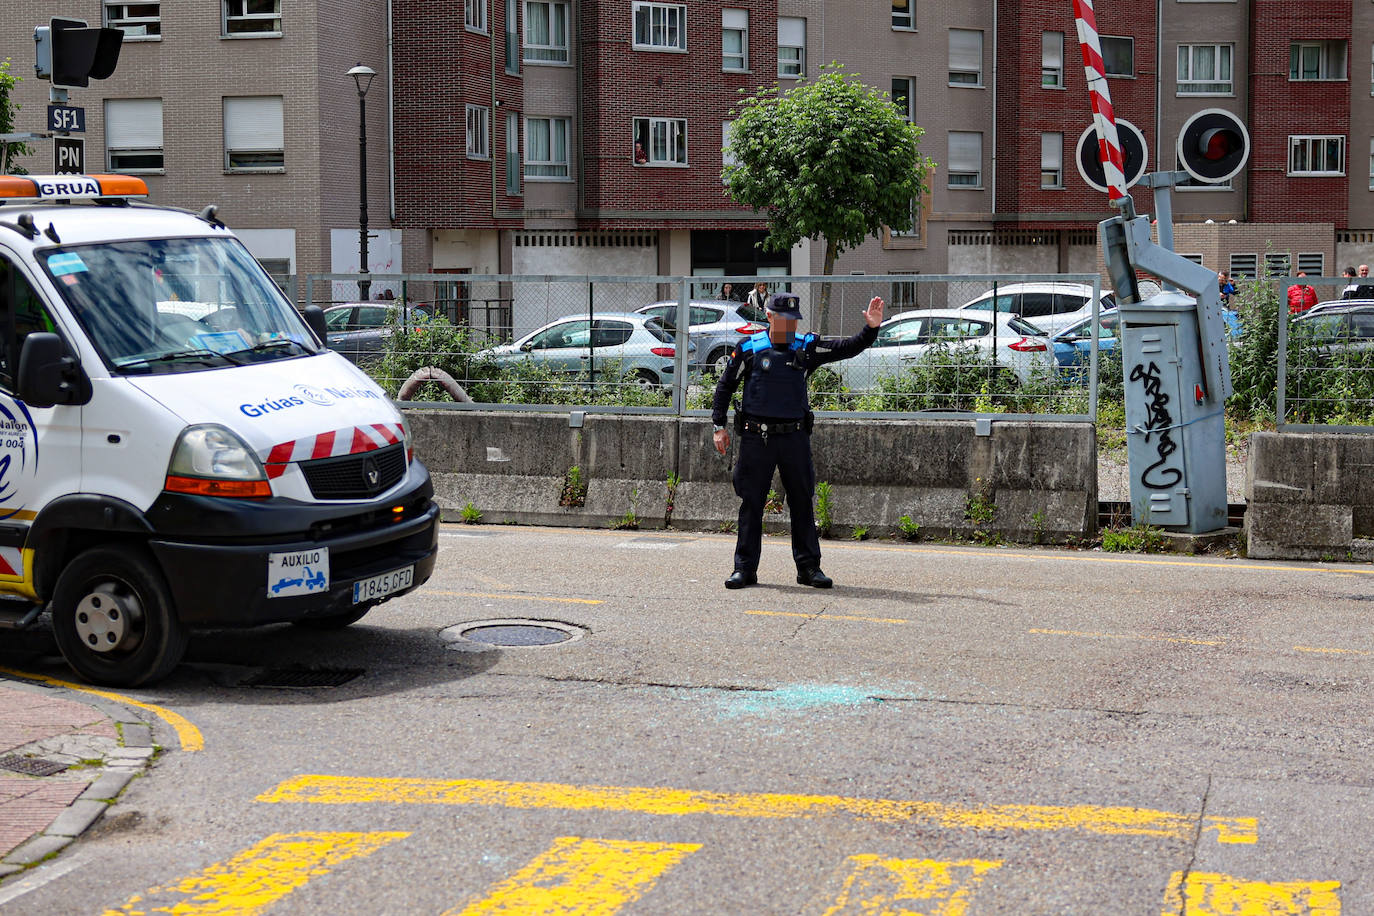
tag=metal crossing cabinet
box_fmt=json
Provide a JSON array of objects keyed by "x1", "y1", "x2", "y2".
[{"x1": 1118, "y1": 292, "x2": 1229, "y2": 533}]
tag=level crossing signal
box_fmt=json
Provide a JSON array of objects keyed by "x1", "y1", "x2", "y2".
[
  {"x1": 1176, "y1": 108, "x2": 1249, "y2": 184},
  {"x1": 1075, "y1": 118, "x2": 1148, "y2": 195},
  {"x1": 33, "y1": 17, "x2": 124, "y2": 90}
]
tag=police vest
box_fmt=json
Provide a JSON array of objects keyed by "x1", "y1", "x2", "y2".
[{"x1": 740, "y1": 332, "x2": 815, "y2": 419}]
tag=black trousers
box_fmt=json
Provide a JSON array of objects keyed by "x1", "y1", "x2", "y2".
[{"x1": 732, "y1": 428, "x2": 821, "y2": 573}]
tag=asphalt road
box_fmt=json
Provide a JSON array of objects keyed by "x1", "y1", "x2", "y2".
[{"x1": 1, "y1": 524, "x2": 1371, "y2": 914}]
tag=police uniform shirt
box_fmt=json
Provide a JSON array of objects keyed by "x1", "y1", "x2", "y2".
[{"x1": 711, "y1": 324, "x2": 879, "y2": 425}]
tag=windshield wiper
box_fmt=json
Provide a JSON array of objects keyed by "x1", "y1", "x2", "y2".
[
  {"x1": 230, "y1": 338, "x2": 312, "y2": 357},
  {"x1": 118, "y1": 348, "x2": 243, "y2": 369}
]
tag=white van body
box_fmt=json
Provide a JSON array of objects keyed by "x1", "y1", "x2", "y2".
[{"x1": 0, "y1": 175, "x2": 438, "y2": 685}]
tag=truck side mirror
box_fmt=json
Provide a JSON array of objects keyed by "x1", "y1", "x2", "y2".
[
  {"x1": 301, "y1": 305, "x2": 327, "y2": 346},
  {"x1": 18, "y1": 332, "x2": 91, "y2": 408}
]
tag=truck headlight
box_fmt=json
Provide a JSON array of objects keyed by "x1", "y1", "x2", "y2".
[{"x1": 164, "y1": 424, "x2": 271, "y2": 498}]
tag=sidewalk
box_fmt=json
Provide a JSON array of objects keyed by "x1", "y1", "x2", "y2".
[{"x1": 0, "y1": 679, "x2": 155, "y2": 883}]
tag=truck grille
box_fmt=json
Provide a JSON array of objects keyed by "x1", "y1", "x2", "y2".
[{"x1": 299, "y1": 444, "x2": 407, "y2": 500}]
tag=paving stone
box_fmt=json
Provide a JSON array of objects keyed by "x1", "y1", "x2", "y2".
[
  {"x1": 3, "y1": 833, "x2": 72, "y2": 866},
  {"x1": 106, "y1": 747, "x2": 153, "y2": 761},
  {"x1": 0, "y1": 863, "x2": 23, "y2": 879},
  {"x1": 81, "y1": 770, "x2": 134, "y2": 802},
  {"x1": 119, "y1": 723, "x2": 153, "y2": 748}
]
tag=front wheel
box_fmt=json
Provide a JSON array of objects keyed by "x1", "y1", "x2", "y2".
[
  {"x1": 50, "y1": 545, "x2": 188, "y2": 687},
  {"x1": 707, "y1": 347, "x2": 731, "y2": 376},
  {"x1": 631, "y1": 369, "x2": 660, "y2": 389}
]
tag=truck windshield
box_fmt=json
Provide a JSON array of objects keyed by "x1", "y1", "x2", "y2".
[{"x1": 40, "y1": 236, "x2": 319, "y2": 374}]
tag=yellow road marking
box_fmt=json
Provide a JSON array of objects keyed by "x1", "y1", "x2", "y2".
[
  {"x1": 810, "y1": 856, "x2": 1002, "y2": 916},
  {"x1": 1029, "y1": 628, "x2": 1224, "y2": 647},
  {"x1": 1161, "y1": 870, "x2": 1341, "y2": 915},
  {"x1": 100, "y1": 831, "x2": 408, "y2": 916},
  {"x1": 747, "y1": 609, "x2": 911, "y2": 625},
  {"x1": 444, "y1": 836, "x2": 699, "y2": 916},
  {"x1": 1294, "y1": 645, "x2": 1370, "y2": 656},
  {"x1": 430, "y1": 590, "x2": 604, "y2": 605},
  {"x1": 0, "y1": 666, "x2": 203, "y2": 753},
  {"x1": 257, "y1": 775, "x2": 1257, "y2": 845}
]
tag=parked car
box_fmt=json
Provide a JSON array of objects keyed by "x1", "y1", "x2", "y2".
[
  {"x1": 324, "y1": 302, "x2": 432, "y2": 364},
  {"x1": 1051, "y1": 307, "x2": 1241, "y2": 380},
  {"x1": 634, "y1": 299, "x2": 767, "y2": 374},
  {"x1": 477, "y1": 312, "x2": 695, "y2": 388},
  {"x1": 830, "y1": 309, "x2": 1053, "y2": 391},
  {"x1": 957, "y1": 281, "x2": 1117, "y2": 336},
  {"x1": 1291, "y1": 303, "x2": 1374, "y2": 358}
]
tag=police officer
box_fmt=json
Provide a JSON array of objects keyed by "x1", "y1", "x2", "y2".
[{"x1": 712, "y1": 292, "x2": 885, "y2": 589}]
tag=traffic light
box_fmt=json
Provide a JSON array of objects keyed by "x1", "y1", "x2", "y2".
[
  {"x1": 33, "y1": 18, "x2": 124, "y2": 90},
  {"x1": 1074, "y1": 118, "x2": 1149, "y2": 195},
  {"x1": 1177, "y1": 108, "x2": 1249, "y2": 184}
]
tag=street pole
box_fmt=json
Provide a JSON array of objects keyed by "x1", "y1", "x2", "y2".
[{"x1": 348, "y1": 64, "x2": 376, "y2": 302}]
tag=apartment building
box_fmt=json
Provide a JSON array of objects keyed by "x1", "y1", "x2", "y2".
[
  {"x1": 7, "y1": 1, "x2": 1374, "y2": 298},
  {"x1": 2, "y1": 0, "x2": 392, "y2": 283}
]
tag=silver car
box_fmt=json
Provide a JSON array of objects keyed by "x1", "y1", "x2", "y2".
[
  {"x1": 478, "y1": 312, "x2": 695, "y2": 388},
  {"x1": 634, "y1": 299, "x2": 768, "y2": 374},
  {"x1": 957, "y1": 281, "x2": 1117, "y2": 336}
]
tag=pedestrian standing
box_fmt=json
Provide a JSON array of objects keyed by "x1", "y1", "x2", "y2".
[
  {"x1": 1217, "y1": 270, "x2": 1236, "y2": 308},
  {"x1": 1287, "y1": 272, "x2": 1318, "y2": 314},
  {"x1": 711, "y1": 292, "x2": 885, "y2": 589}
]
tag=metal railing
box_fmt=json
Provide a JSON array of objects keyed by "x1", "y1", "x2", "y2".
[{"x1": 295, "y1": 272, "x2": 1108, "y2": 422}]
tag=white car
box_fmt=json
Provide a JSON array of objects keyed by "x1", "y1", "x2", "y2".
[
  {"x1": 478, "y1": 312, "x2": 694, "y2": 388},
  {"x1": 957, "y1": 281, "x2": 1117, "y2": 335},
  {"x1": 831, "y1": 309, "x2": 1054, "y2": 390}
]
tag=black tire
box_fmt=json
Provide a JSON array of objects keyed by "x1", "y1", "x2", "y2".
[
  {"x1": 632, "y1": 369, "x2": 660, "y2": 388},
  {"x1": 292, "y1": 604, "x2": 375, "y2": 630},
  {"x1": 50, "y1": 545, "x2": 188, "y2": 687},
  {"x1": 707, "y1": 348, "x2": 731, "y2": 376}
]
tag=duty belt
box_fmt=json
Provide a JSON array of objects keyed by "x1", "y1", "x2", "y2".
[{"x1": 743, "y1": 419, "x2": 804, "y2": 435}]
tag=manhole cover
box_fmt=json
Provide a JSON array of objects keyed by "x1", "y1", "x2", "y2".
[
  {"x1": 441, "y1": 618, "x2": 585, "y2": 649},
  {"x1": 0, "y1": 754, "x2": 67, "y2": 776},
  {"x1": 242, "y1": 668, "x2": 364, "y2": 689}
]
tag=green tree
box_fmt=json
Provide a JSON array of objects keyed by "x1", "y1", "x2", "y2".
[
  {"x1": 724, "y1": 63, "x2": 933, "y2": 333},
  {"x1": 0, "y1": 58, "x2": 31, "y2": 175}
]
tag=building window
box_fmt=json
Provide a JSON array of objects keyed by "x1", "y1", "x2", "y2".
[
  {"x1": 1042, "y1": 32, "x2": 1063, "y2": 88},
  {"x1": 1178, "y1": 44, "x2": 1232, "y2": 94},
  {"x1": 633, "y1": 117, "x2": 687, "y2": 166},
  {"x1": 466, "y1": 105, "x2": 491, "y2": 159},
  {"x1": 1101, "y1": 36, "x2": 1133, "y2": 77},
  {"x1": 223, "y1": 0, "x2": 280, "y2": 36},
  {"x1": 948, "y1": 29, "x2": 983, "y2": 86},
  {"x1": 1229, "y1": 253, "x2": 1257, "y2": 280},
  {"x1": 525, "y1": 0, "x2": 568, "y2": 62},
  {"x1": 722, "y1": 9, "x2": 748, "y2": 71},
  {"x1": 778, "y1": 17, "x2": 805, "y2": 78},
  {"x1": 1290, "y1": 40, "x2": 1346, "y2": 81},
  {"x1": 721, "y1": 120, "x2": 736, "y2": 182},
  {"x1": 633, "y1": 2, "x2": 686, "y2": 51},
  {"x1": 1288, "y1": 135, "x2": 1345, "y2": 176},
  {"x1": 891, "y1": 272, "x2": 919, "y2": 307},
  {"x1": 105, "y1": 98, "x2": 163, "y2": 172},
  {"x1": 892, "y1": 0, "x2": 913, "y2": 31},
  {"x1": 105, "y1": 1, "x2": 160, "y2": 39},
  {"x1": 505, "y1": 0, "x2": 519, "y2": 71},
  {"x1": 889, "y1": 198, "x2": 920, "y2": 238},
  {"x1": 223, "y1": 96, "x2": 284, "y2": 170},
  {"x1": 891, "y1": 78, "x2": 914, "y2": 121},
  {"x1": 1298, "y1": 253, "x2": 1325, "y2": 276},
  {"x1": 948, "y1": 131, "x2": 982, "y2": 187},
  {"x1": 467, "y1": 0, "x2": 488, "y2": 33},
  {"x1": 525, "y1": 116, "x2": 570, "y2": 178},
  {"x1": 506, "y1": 113, "x2": 521, "y2": 195},
  {"x1": 1040, "y1": 132, "x2": 1063, "y2": 188}
]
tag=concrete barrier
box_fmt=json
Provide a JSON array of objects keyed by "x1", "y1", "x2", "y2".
[
  {"x1": 408, "y1": 409, "x2": 1098, "y2": 541},
  {"x1": 1246, "y1": 432, "x2": 1374, "y2": 560}
]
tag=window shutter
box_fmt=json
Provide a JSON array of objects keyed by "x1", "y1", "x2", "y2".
[
  {"x1": 777, "y1": 17, "x2": 805, "y2": 46},
  {"x1": 1040, "y1": 132, "x2": 1061, "y2": 170},
  {"x1": 106, "y1": 98, "x2": 163, "y2": 148},
  {"x1": 722, "y1": 8, "x2": 747, "y2": 30},
  {"x1": 949, "y1": 30, "x2": 981, "y2": 72},
  {"x1": 948, "y1": 131, "x2": 981, "y2": 170},
  {"x1": 1042, "y1": 32, "x2": 1062, "y2": 69},
  {"x1": 224, "y1": 97, "x2": 284, "y2": 150}
]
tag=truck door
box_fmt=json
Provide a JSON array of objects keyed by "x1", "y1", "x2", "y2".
[{"x1": 0, "y1": 253, "x2": 82, "y2": 596}]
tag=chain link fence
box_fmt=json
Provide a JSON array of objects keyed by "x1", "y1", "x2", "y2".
[
  {"x1": 1269, "y1": 274, "x2": 1374, "y2": 430},
  {"x1": 294, "y1": 272, "x2": 1110, "y2": 420}
]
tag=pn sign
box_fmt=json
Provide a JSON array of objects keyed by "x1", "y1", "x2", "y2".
[
  {"x1": 1075, "y1": 119, "x2": 1148, "y2": 195},
  {"x1": 1177, "y1": 108, "x2": 1250, "y2": 184}
]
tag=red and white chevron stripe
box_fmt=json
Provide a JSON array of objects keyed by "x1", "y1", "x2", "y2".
[
  {"x1": 1072, "y1": 0, "x2": 1127, "y2": 202},
  {"x1": 263, "y1": 423, "x2": 405, "y2": 479}
]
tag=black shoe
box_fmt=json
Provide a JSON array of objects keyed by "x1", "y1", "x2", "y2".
[
  {"x1": 797, "y1": 567, "x2": 833, "y2": 588},
  {"x1": 725, "y1": 570, "x2": 757, "y2": 589}
]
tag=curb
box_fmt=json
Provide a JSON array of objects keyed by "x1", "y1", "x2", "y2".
[{"x1": 0, "y1": 682, "x2": 157, "y2": 882}]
